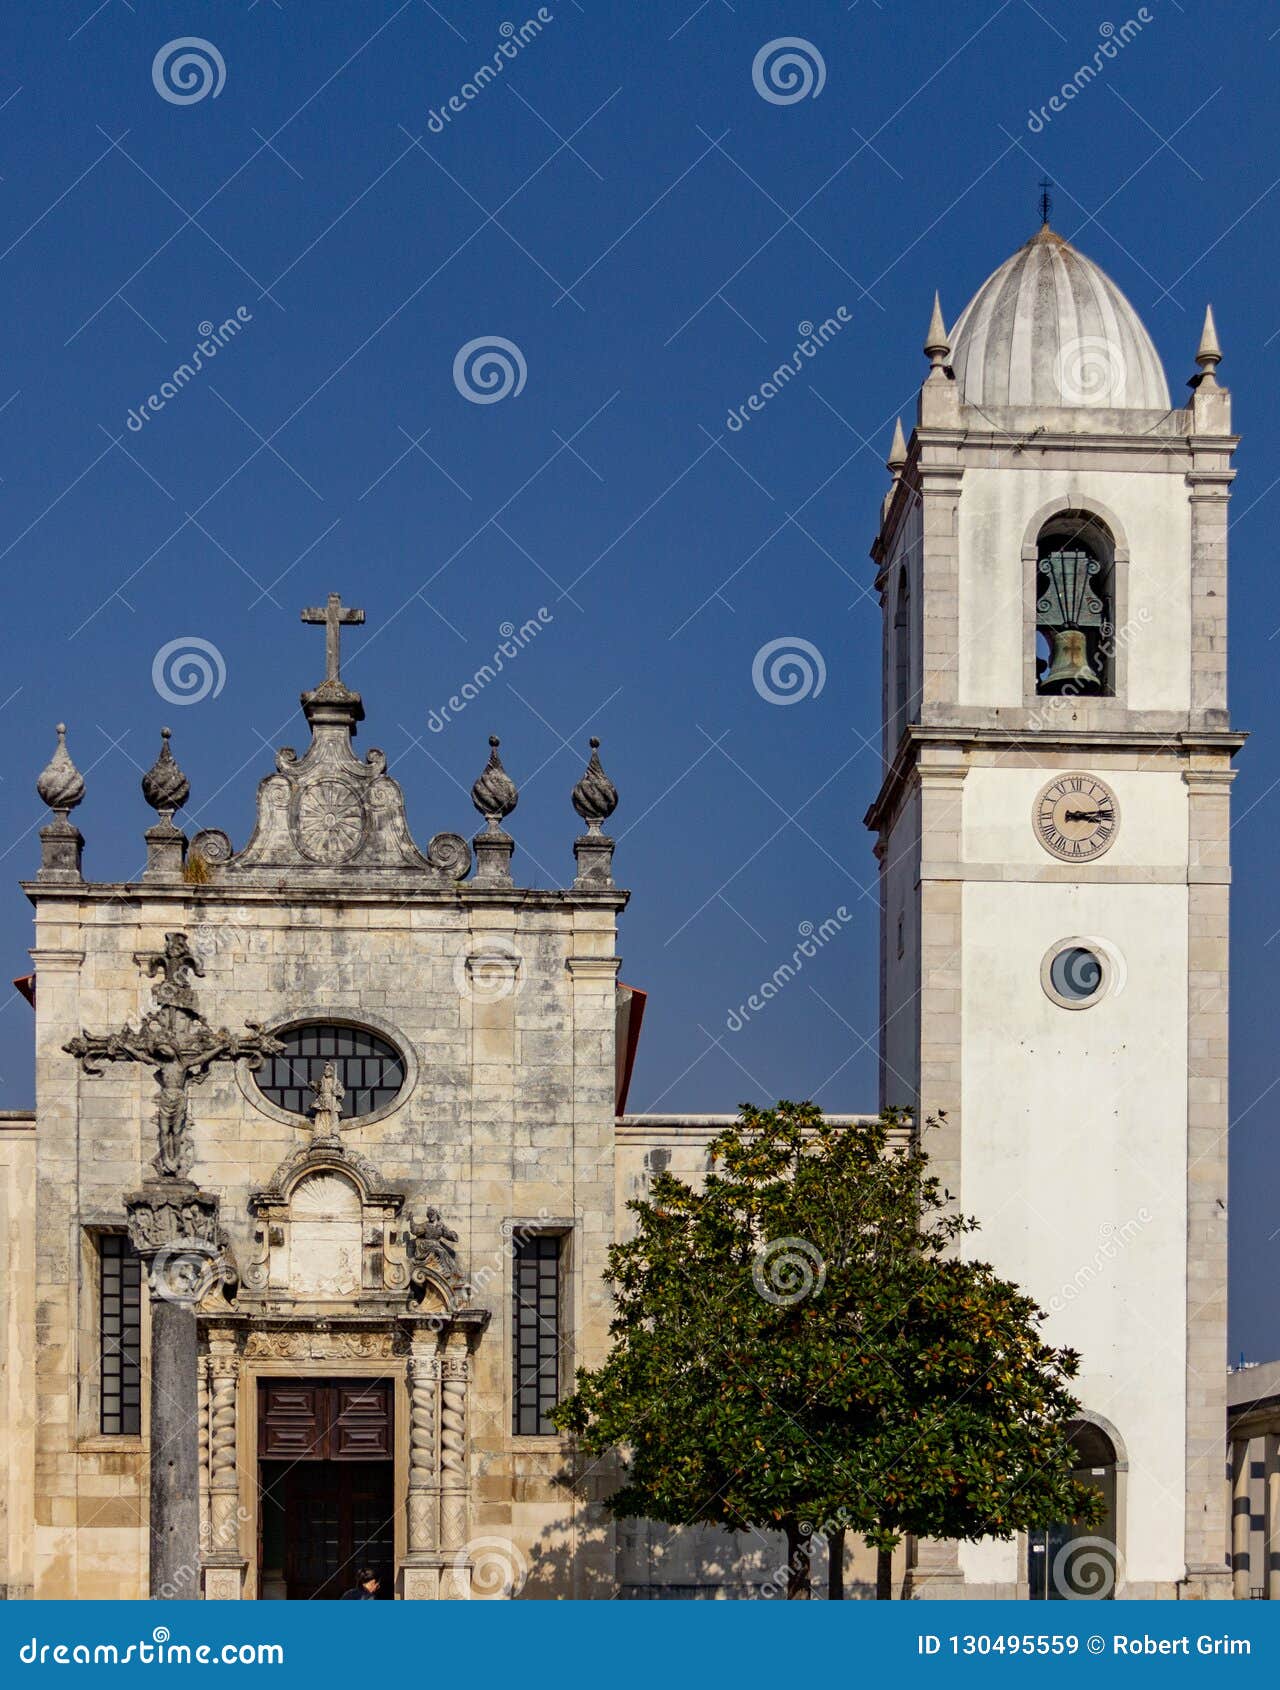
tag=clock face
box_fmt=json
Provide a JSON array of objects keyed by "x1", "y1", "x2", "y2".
[{"x1": 1033, "y1": 772, "x2": 1120, "y2": 862}]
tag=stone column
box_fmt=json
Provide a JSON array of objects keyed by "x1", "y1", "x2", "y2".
[
  {"x1": 1231, "y1": 1437, "x2": 1252, "y2": 1600},
  {"x1": 203, "y1": 1327, "x2": 244, "y2": 1598},
  {"x1": 125, "y1": 1180, "x2": 221, "y2": 1601},
  {"x1": 439, "y1": 1336, "x2": 471, "y2": 1597},
  {"x1": 1266, "y1": 1433, "x2": 1280, "y2": 1602}
]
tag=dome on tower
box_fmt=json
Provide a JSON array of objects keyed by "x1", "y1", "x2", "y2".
[{"x1": 948, "y1": 226, "x2": 1170, "y2": 411}]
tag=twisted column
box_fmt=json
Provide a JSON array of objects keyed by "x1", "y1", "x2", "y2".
[
  {"x1": 208, "y1": 1352, "x2": 240, "y2": 1556},
  {"x1": 439, "y1": 1347, "x2": 469, "y2": 1553},
  {"x1": 197, "y1": 1358, "x2": 211, "y2": 1555},
  {"x1": 407, "y1": 1344, "x2": 440, "y2": 1553}
]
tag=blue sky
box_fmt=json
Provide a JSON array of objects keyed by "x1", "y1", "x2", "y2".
[{"x1": 3, "y1": 0, "x2": 1279, "y2": 1351}]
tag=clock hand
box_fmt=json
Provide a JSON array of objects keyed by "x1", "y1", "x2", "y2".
[{"x1": 1064, "y1": 808, "x2": 1113, "y2": 824}]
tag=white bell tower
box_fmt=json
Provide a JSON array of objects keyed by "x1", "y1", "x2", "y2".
[{"x1": 867, "y1": 225, "x2": 1241, "y2": 1600}]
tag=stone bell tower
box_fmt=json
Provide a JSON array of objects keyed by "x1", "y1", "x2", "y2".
[{"x1": 866, "y1": 226, "x2": 1241, "y2": 1599}]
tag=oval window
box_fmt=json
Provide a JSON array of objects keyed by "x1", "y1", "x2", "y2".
[{"x1": 255, "y1": 1024, "x2": 406, "y2": 1121}]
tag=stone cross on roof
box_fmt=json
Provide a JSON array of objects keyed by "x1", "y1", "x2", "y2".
[{"x1": 302, "y1": 592, "x2": 364, "y2": 686}]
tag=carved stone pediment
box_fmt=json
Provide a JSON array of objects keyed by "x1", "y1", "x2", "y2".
[
  {"x1": 187, "y1": 595, "x2": 471, "y2": 885},
  {"x1": 242, "y1": 1136, "x2": 467, "y2": 1313}
]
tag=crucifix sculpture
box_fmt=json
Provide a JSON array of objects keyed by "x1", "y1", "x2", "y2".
[
  {"x1": 65, "y1": 931, "x2": 283, "y2": 1180},
  {"x1": 302, "y1": 592, "x2": 364, "y2": 686}
]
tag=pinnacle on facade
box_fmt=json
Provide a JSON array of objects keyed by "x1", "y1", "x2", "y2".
[
  {"x1": 887, "y1": 416, "x2": 907, "y2": 475},
  {"x1": 470, "y1": 734, "x2": 518, "y2": 885},
  {"x1": 1195, "y1": 304, "x2": 1222, "y2": 378},
  {"x1": 924, "y1": 291, "x2": 950, "y2": 368}
]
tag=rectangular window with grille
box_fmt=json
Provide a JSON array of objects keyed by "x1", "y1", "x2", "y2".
[
  {"x1": 99, "y1": 1233, "x2": 142, "y2": 1435},
  {"x1": 512, "y1": 1233, "x2": 563, "y2": 1435}
]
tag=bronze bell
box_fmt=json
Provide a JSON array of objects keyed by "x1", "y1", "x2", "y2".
[{"x1": 1041, "y1": 627, "x2": 1101, "y2": 689}]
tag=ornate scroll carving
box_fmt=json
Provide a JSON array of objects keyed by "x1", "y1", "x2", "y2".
[{"x1": 242, "y1": 1327, "x2": 399, "y2": 1361}]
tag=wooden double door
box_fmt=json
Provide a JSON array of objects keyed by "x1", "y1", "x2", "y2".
[{"x1": 258, "y1": 1380, "x2": 395, "y2": 1601}]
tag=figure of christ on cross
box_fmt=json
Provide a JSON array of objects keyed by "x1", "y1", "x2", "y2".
[{"x1": 302, "y1": 592, "x2": 364, "y2": 687}]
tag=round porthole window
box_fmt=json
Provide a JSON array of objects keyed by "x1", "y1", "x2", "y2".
[
  {"x1": 1041, "y1": 939, "x2": 1114, "y2": 1010},
  {"x1": 254, "y1": 1023, "x2": 406, "y2": 1121}
]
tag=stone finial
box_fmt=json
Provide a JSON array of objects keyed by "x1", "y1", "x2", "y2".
[
  {"x1": 142, "y1": 727, "x2": 190, "y2": 815},
  {"x1": 38, "y1": 723, "x2": 84, "y2": 815},
  {"x1": 572, "y1": 737, "x2": 617, "y2": 889},
  {"x1": 141, "y1": 728, "x2": 189, "y2": 882},
  {"x1": 887, "y1": 416, "x2": 907, "y2": 476},
  {"x1": 1192, "y1": 304, "x2": 1222, "y2": 387},
  {"x1": 471, "y1": 736, "x2": 518, "y2": 825},
  {"x1": 470, "y1": 735, "x2": 518, "y2": 885},
  {"x1": 36, "y1": 723, "x2": 85, "y2": 883},
  {"x1": 924, "y1": 291, "x2": 950, "y2": 369}
]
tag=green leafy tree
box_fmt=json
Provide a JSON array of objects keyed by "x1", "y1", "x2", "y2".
[{"x1": 553, "y1": 1102, "x2": 1102, "y2": 1599}]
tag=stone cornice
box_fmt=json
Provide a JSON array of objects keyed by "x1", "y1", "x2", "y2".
[
  {"x1": 865, "y1": 725, "x2": 1246, "y2": 837},
  {"x1": 23, "y1": 881, "x2": 630, "y2": 912}
]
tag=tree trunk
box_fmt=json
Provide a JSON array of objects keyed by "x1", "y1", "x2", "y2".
[
  {"x1": 783, "y1": 1519, "x2": 812, "y2": 1600},
  {"x1": 827, "y1": 1527, "x2": 845, "y2": 1600},
  {"x1": 876, "y1": 1545, "x2": 893, "y2": 1600}
]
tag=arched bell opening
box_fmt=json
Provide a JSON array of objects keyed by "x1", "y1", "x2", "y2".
[{"x1": 1033, "y1": 511, "x2": 1117, "y2": 699}]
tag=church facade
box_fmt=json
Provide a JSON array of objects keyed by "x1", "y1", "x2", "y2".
[{"x1": 0, "y1": 227, "x2": 1241, "y2": 1600}]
